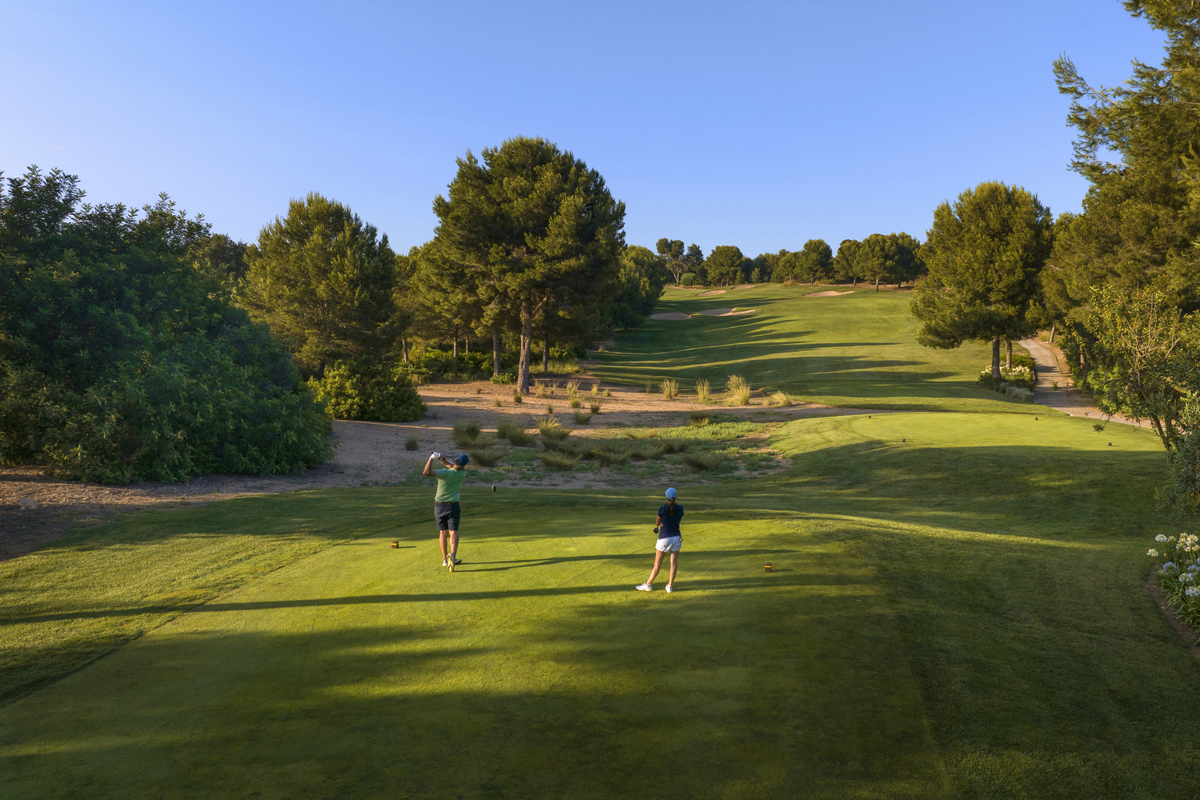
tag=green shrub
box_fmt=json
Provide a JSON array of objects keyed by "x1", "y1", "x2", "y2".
[
  {"x1": 593, "y1": 442, "x2": 632, "y2": 466},
  {"x1": 534, "y1": 415, "x2": 561, "y2": 435},
  {"x1": 1147, "y1": 532, "x2": 1200, "y2": 629},
  {"x1": 490, "y1": 369, "x2": 517, "y2": 384},
  {"x1": 0, "y1": 169, "x2": 334, "y2": 483},
  {"x1": 496, "y1": 420, "x2": 536, "y2": 447},
  {"x1": 308, "y1": 359, "x2": 426, "y2": 423},
  {"x1": 629, "y1": 441, "x2": 666, "y2": 460},
  {"x1": 573, "y1": 412, "x2": 593, "y2": 424},
  {"x1": 679, "y1": 272, "x2": 699, "y2": 286}
]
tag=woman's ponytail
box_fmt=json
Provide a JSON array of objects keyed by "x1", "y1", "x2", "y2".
[{"x1": 668, "y1": 497, "x2": 677, "y2": 517}]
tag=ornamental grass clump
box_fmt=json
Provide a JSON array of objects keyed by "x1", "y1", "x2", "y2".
[
  {"x1": 695, "y1": 379, "x2": 712, "y2": 405},
  {"x1": 726, "y1": 374, "x2": 751, "y2": 406},
  {"x1": 466, "y1": 447, "x2": 506, "y2": 467},
  {"x1": 682, "y1": 452, "x2": 726, "y2": 472},
  {"x1": 689, "y1": 410, "x2": 712, "y2": 428},
  {"x1": 573, "y1": 411, "x2": 593, "y2": 424},
  {"x1": 770, "y1": 391, "x2": 792, "y2": 407},
  {"x1": 537, "y1": 452, "x2": 578, "y2": 470},
  {"x1": 405, "y1": 435, "x2": 419, "y2": 451},
  {"x1": 495, "y1": 420, "x2": 535, "y2": 447},
  {"x1": 593, "y1": 442, "x2": 632, "y2": 466},
  {"x1": 661, "y1": 379, "x2": 679, "y2": 400},
  {"x1": 452, "y1": 419, "x2": 483, "y2": 446},
  {"x1": 534, "y1": 415, "x2": 560, "y2": 435},
  {"x1": 1148, "y1": 532, "x2": 1200, "y2": 628}
]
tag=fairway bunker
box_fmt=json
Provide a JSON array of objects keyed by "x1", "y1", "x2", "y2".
[
  {"x1": 806, "y1": 290, "x2": 854, "y2": 297},
  {"x1": 694, "y1": 308, "x2": 756, "y2": 317}
]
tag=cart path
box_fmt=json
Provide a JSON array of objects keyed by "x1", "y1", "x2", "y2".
[{"x1": 1019, "y1": 338, "x2": 1148, "y2": 428}]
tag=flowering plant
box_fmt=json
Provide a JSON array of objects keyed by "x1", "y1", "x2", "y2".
[{"x1": 1148, "y1": 532, "x2": 1200, "y2": 629}]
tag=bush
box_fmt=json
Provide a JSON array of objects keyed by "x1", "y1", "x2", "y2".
[
  {"x1": 308, "y1": 359, "x2": 426, "y2": 423},
  {"x1": 0, "y1": 169, "x2": 334, "y2": 483},
  {"x1": 593, "y1": 442, "x2": 632, "y2": 466},
  {"x1": 490, "y1": 369, "x2": 517, "y2": 385},
  {"x1": 680, "y1": 272, "x2": 699, "y2": 286},
  {"x1": 979, "y1": 364, "x2": 1036, "y2": 391},
  {"x1": 573, "y1": 412, "x2": 593, "y2": 424},
  {"x1": 1147, "y1": 532, "x2": 1200, "y2": 629}
]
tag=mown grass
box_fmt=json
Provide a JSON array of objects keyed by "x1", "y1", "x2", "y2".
[
  {"x1": 593, "y1": 285, "x2": 1036, "y2": 412},
  {"x1": 2, "y1": 413, "x2": 1198, "y2": 798}
]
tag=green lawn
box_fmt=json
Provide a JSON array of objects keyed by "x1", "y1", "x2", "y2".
[
  {"x1": 593, "y1": 285, "x2": 1035, "y2": 412},
  {"x1": 3, "y1": 412, "x2": 1197, "y2": 798}
]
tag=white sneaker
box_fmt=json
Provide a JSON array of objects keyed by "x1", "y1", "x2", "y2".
[
  {"x1": 665, "y1": 585, "x2": 674, "y2": 593},
  {"x1": 635, "y1": 583, "x2": 652, "y2": 592},
  {"x1": 442, "y1": 558, "x2": 448, "y2": 567}
]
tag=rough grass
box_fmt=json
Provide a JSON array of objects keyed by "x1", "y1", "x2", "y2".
[
  {"x1": 536, "y1": 451, "x2": 579, "y2": 470},
  {"x1": 451, "y1": 419, "x2": 483, "y2": 446},
  {"x1": 466, "y1": 446, "x2": 506, "y2": 467}
]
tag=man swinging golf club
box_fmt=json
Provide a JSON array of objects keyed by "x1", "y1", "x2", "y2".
[{"x1": 424, "y1": 451, "x2": 469, "y2": 571}]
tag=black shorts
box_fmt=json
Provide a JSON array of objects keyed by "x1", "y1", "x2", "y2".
[{"x1": 435, "y1": 502, "x2": 461, "y2": 531}]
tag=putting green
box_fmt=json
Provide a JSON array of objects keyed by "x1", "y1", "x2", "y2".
[{"x1": 594, "y1": 285, "x2": 1033, "y2": 412}]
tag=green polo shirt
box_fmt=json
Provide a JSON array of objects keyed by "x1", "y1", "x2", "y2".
[{"x1": 434, "y1": 467, "x2": 467, "y2": 502}]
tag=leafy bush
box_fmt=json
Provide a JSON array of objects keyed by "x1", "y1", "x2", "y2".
[
  {"x1": 978, "y1": 364, "x2": 1036, "y2": 391},
  {"x1": 308, "y1": 359, "x2": 426, "y2": 423},
  {"x1": 680, "y1": 272, "x2": 699, "y2": 286},
  {"x1": 1004, "y1": 385, "x2": 1034, "y2": 402},
  {"x1": 490, "y1": 369, "x2": 517, "y2": 385},
  {"x1": 0, "y1": 168, "x2": 333, "y2": 483},
  {"x1": 1147, "y1": 532, "x2": 1200, "y2": 629}
]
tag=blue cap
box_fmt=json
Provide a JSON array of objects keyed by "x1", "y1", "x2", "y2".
[
  {"x1": 665, "y1": 487, "x2": 677, "y2": 499},
  {"x1": 455, "y1": 453, "x2": 470, "y2": 466}
]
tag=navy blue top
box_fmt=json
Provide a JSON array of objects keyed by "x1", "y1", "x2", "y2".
[{"x1": 657, "y1": 503, "x2": 684, "y2": 537}]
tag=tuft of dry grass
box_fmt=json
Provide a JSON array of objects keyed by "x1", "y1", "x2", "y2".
[
  {"x1": 695, "y1": 379, "x2": 711, "y2": 405},
  {"x1": 467, "y1": 447, "x2": 506, "y2": 467},
  {"x1": 683, "y1": 452, "x2": 726, "y2": 472},
  {"x1": 770, "y1": 390, "x2": 792, "y2": 407},
  {"x1": 661, "y1": 378, "x2": 679, "y2": 400},
  {"x1": 573, "y1": 412, "x2": 593, "y2": 424},
  {"x1": 689, "y1": 411, "x2": 712, "y2": 428},
  {"x1": 726, "y1": 374, "x2": 751, "y2": 406},
  {"x1": 452, "y1": 420, "x2": 483, "y2": 446},
  {"x1": 537, "y1": 452, "x2": 579, "y2": 470}
]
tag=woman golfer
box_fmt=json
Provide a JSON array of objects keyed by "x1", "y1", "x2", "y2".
[{"x1": 635, "y1": 487, "x2": 683, "y2": 593}]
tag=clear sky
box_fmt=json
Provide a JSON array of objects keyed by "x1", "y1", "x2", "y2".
[{"x1": 1, "y1": 1, "x2": 1165, "y2": 257}]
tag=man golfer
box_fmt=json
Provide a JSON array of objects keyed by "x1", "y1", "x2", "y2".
[{"x1": 424, "y1": 452, "x2": 469, "y2": 572}]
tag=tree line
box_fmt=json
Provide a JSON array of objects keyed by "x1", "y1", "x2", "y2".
[
  {"x1": 909, "y1": 2, "x2": 1200, "y2": 511},
  {"x1": 654, "y1": 233, "x2": 925, "y2": 290}
]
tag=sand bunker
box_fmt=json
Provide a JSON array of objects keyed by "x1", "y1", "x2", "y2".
[
  {"x1": 806, "y1": 290, "x2": 854, "y2": 297},
  {"x1": 694, "y1": 307, "x2": 756, "y2": 317},
  {"x1": 697, "y1": 290, "x2": 727, "y2": 296},
  {"x1": 650, "y1": 312, "x2": 692, "y2": 321},
  {"x1": 732, "y1": 284, "x2": 755, "y2": 290}
]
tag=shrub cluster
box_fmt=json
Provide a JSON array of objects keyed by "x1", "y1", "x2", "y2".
[
  {"x1": 0, "y1": 168, "x2": 333, "y2": 483},
  {"x1": 977, "y1": 355, "x2": 1036, "y2": 400},
  {"x1": 1148, "y1": 532, "x2": 1200, "y2": 630},
  {"x1": 307, "y1": 359, "x2": 426, "y2": 423}
]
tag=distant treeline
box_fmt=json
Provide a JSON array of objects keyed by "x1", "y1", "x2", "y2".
[{"x1": 654, "y1": 234, "x2": 925, "y2": 290}]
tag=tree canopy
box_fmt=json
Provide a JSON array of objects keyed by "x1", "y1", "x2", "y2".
[
  {"x1": 0, "y1": 167, "x2": 332, "y2": 483},
  {"x1": 855, "y1": 232, "x2": 924, "y2": 291},
  {"x1": 911, "y1": 181, "x2": 1054, "y2": 377},
  {"x1": 239, "y1": 194, "x2": 401, "y2": 377},
  {"x1": 430, "y1": 136, "x2": 627, "y2": 392},
  {"x1": 705, "y1": 245, "x2": 748, "y2": 285}
]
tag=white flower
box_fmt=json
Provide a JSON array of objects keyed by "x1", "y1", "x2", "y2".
[
  {"x1": 1149, "y1": 549, "x2": 1160, "y2": 557},
  {"x1": 1183, "y1": 573, "x2": 1196, "y2": 583},
  {"x1": 1156, "y1": 534, "x2": 1170, "y2": 542},
  {"x1": 1187, "y1": 587, "x2": 1200, "y2": 598}
]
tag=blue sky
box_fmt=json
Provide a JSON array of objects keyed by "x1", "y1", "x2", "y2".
[{"x1": 1, "y1": 1, "x2": 1165, "y2": 256}]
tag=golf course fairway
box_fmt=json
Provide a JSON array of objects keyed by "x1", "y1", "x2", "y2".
[{"x1": 3, "y1": 413, "x2": 1199, "y2": 798}]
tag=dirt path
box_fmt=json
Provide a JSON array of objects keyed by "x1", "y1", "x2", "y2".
[
  {"x1": 0, "y1": 378, "x2": 893, "y2": 560},
  {"x1": 1019, "y1": 338, "x2": 1147, "y2": 428}
]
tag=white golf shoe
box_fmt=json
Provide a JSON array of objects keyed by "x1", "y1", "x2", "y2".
[{"x1": 635, "y1": 583, "x2": 652, "y2": 592}]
